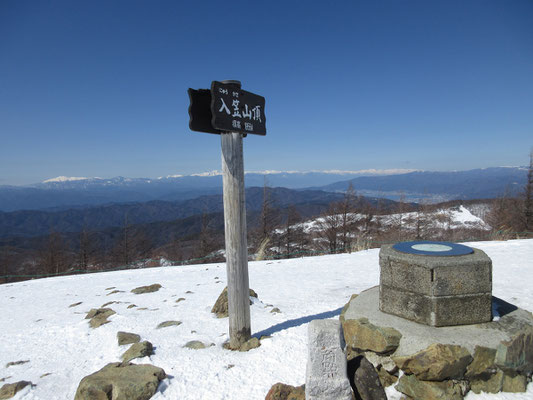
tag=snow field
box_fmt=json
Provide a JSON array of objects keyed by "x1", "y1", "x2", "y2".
[{"x1": 0, "y1": 239, "x2": 532, "y2": 399}]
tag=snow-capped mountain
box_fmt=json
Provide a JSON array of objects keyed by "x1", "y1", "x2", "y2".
[{"x1": 0, "y1": 167, "x2": 527, "y2": 212}]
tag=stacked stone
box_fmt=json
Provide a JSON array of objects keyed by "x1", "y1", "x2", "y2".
[{"x1": 340, "y1": 288, "x2": 533, "y2": 399}]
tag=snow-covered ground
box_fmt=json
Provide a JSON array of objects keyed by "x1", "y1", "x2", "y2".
[
  {"x1": 1, "y1": 239, "x2": 532, "y2": 399},
  {"x1": 296, "y1": 204, "x2": 491, "y2": 235}
]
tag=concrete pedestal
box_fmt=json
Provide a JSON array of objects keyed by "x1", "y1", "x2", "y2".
[{"x1": 379, "y1": 244, "x2": 492, "y2": 326}]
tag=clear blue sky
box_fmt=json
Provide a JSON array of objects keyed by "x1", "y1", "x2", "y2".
[{"x1": 1, "y1": 0, "x2": 532, "y2": 185}]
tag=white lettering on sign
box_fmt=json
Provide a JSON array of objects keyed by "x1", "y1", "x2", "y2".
[
  {"x1": 252, "y1": 105, "x2": 261, "y2": 122},
  {"x1": 242, "y1": 104, "x2": 252, "y2": 119},
  {"x1": 219, "y1": 98, "x2": 231, "y2": 115},
  {"x1": 232, "y1": 99, "x2": 242, "y2": 118},
  {"x1": 213, "y1": 84, "x2": 264, "y2": 134}
]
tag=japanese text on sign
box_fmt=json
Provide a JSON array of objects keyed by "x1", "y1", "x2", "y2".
[{"x1": 210, "y1": 81, "x2": 266, "y2": 136}]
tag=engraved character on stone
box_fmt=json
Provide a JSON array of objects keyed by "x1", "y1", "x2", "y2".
[{"x1": 321, "y1": 349, "x2": 337, "y2": 378}]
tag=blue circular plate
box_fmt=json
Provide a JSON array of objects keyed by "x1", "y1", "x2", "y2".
[{"x1": 392, "y1": 241, "x2": 474, "y2": 256}]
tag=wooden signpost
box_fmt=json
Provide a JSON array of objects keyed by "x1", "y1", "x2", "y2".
[{"x1": 188, "y1": 80, "x2": 266, "y2": 348}]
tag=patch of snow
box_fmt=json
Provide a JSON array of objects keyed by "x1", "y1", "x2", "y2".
[
  {"x1": 42, "y1": 176, "x2": 90, "y2": 183},
  {"x1": 159, "y1": 174, "x2": 184, "y2": 179},
  {"x1": 190, "y1": 170, "x2": 223, "y2": 177}
]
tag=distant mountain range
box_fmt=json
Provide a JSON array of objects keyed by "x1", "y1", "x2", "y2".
[
  {"x1": 0, "y1": 167, "x2": 527, "y2": 212},
  {"x1": 0, "y1": 170, "x2": 411, "y2": 211},
  {"x1": 0, "y1": 187, "x2": 348, "y2": 239},
  {"x1": 313, "y1": 167, "x2": 528, "y2": 202}
]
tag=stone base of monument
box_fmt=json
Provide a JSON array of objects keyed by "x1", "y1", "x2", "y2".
[{"x1": 341, "y1": 286, "x2": 533, "y2": 399}]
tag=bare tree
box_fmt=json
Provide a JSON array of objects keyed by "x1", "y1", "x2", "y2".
[
  {"x1": 115, "y1": 214, "x2": 131, "y2": 265},
  {"x1": 78, "y1": 229, "x2": 94, "y2": 271},
  {"x1": 339, "y1": 183, "x2": 358, "y2": 252},
  {"x1": 316, "y1": 202, "x2": 343, "y2": 254},
  {"x1": 413, "y1": 198, "x2": 432, "y2": 239},
  {"x1": 111, "y1": 213, "x2": 139, "y2": 266},
  {"x1": 487, "y1": 187, "x2": 523, "y2": 237},
  {"x1": 253, "y1": 179, "x2": 281, "y2": 254},
  {"x1": 195, "y1": 213, "x2": 217, "y2": 259},
  {"x1": 0, "y1": 246, "x2": 12, "y2": 283},
  {"x1": 40, "y1": 230, "x2": 68, "y2": 275},
  {"x1": 524, "y1": 149, "x2": 533, "y2": 234},
  {"x1": 283, "y1": 205, "x2": 302, "y2": 257},
  {"x1": 390, "y1": 193, "x2": 409, "y2": 240},
  {"x1": 360, "y1": 198, "x2": 375, "y2": 235}
]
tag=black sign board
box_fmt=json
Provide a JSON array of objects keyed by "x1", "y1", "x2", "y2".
[
  {"x1": 188, "y1": 88, "x2": 220, "y2": 135},
  {"x1": 187, "y1": 81, "x2": 266, "y2": 136},
  {"x1": 210, "y1": 81, "x2": 266, "y2": 136}
]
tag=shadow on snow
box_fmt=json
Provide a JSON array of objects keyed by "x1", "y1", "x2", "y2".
[{"x1": 254, "y1": 307, "x2": 343, "y2": 338}]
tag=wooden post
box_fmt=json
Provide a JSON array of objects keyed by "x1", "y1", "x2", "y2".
[{"x1": 221, "y1": 130, "x2": 251, "y2": 348}]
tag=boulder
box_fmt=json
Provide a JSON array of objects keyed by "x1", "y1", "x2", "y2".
[
  {"x1": 223, "y1": 337, "x2": 261, "y2": 352},
  {"x1": 184, "y1": 341, "x2": 211, "y2": 350},
  {"x1": 363, "y1": 351, "x2": 397, "y2": 373},
  {"x1": 5, "y1": 360, "x2": 29, "y2": 368},
  {"x1": 352, "y1": 357, "x2": 387, "y2": 400},
  {"x1": 85, "y1": 308, "x2": 116, "y2": 328},
  {"x1": 396, "y1": 374, "x2": 464, "y2": 400},
  {"x1": 465, "y1": 346, "x2": 497, "y2": 379},
  {"x1": 117, "y1": 332, "x2": 141, "y2": 346},
  {"x1": 211, "y1": 287, "x2": 258, "y2": 318},
  {"x1": 339, "y1": 294, "x2": 358, "y2": 324},
  {"x1": 240, "y1": 337, "x2": 261, "y2": 352},
  {"x1": 265, "y1": 383, "x2": 305, "y2": 400},
  {"x1": 495, "y1": 327, "x2": 533, "y2": 375},
  {"x1": 392, "y1": 343, "x2": 472, "y2": 381},
  {"x1": 470, "y1": 370, "x2": 504, "y2": 394},
  {"x1": 0, "y1": 381, "x2": 32, "y2": 399},
  {"x1": 74, "y1": 362, "x2": 166, "y2": 400},
  {"x1": 502, "y1": 373, "x2": 527, "y2": 393},
  {"x1": 376, "y1": 366, "x2": 398, "y2": 388},
  {"x1": 343, "y1": 317, "x2": 401, "y2": 355},
  {"x1": 121, "y1": 341, "x2": 154, "y2": 362},
  {"x1": 131, "y1": 284, "x2": 162, "y2": 294},
  {"x1": 156, "y1": 320, "x2": 181, "y2": 329}
]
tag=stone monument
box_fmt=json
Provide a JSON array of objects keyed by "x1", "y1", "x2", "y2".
[
  {"x1": 305, "y1": 319, "x2": 352, "y2": 400},
  {"x1": 340, "y1": 240, "x2": 533, "y2": 399},
  {"x1": 379, "y1": 241, "x2": 492, "y2": 326}
]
